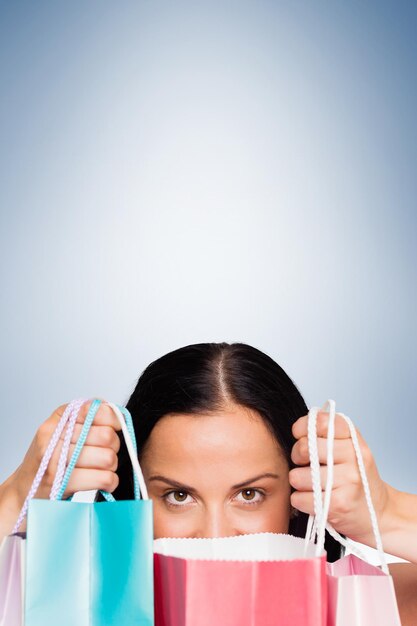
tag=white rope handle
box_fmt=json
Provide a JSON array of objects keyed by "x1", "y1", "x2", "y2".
[
  {"x1": 337, "y1": 411, "x2": 388, "y2": 572},
  {"x1": 305, "y1": 399, "x2": 389, "y2": 574},
  {"x1": 304, "y1": 401, "x2": 336, "y2": 556},
  {"x1": 316, "y1": 400, "x2": 336, "y2": 555},
  {"x1": 106, "y1": 402, "x2": 149, "y2": 500}
]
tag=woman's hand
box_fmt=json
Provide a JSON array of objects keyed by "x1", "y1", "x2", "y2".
[
  {"x1": 0, "y1": 400, "x2": 122, "y2": 540},
  {"x1": 288, "y1": 409, "x2": 391, "y2": 546},
  {"x1": 289, "y1": 409, "x2": 417, "y2": 564}
]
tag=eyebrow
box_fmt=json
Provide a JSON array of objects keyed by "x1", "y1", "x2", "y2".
[
  {"x1": 232, "y1": 473, "x2": 280, "y2": 489},
  {"x1": 147, "y1": 472, "x2": 280, "y2": 493}
]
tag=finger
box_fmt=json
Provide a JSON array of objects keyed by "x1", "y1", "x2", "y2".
[
  {"x1": 289, "y1": 463, "x2": 355, "y2": 491},
  {"x1": 290, "y1": 490, "x2": 317, "y2": 516},
  {"x1": 292, "y1": 412, "x2": 352, "y2": 440},
  {"x1": 59, "y1": 424, "x2": 121, "y2": 453},
  {"x1": 76, "y1": 400, "x2": 122, "y2": 430},
  {"x1": 50, "y1": 403, "x2": 70, "y2": 420},
  {"x1": 50, "y1": 400, "x2": 122, "y2": 433},
  {"x1": 65, "y1": 444, "x2": 119, "y2": 472},
  {"x1": 46, "y1": 401, "x2": 123, "y2": 447},
  {"x1": 291, "y1": 436, "x2": 356, "y2": 466},
  {"x1": 49, "y1": 400, "x2": 106, "y2": 423},
  {"x1": 291, "y1": 486, "x2": 356, "y2": 521},
  {"x1": 43, "y1": 402, "x2": 76, "y2": 436},
  {"x1": 63, "y1": 468, "x2": 120, "y2": 497}
]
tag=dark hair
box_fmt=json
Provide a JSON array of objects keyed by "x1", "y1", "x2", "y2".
[{"x1": 101, "y1": 341, "x2": 342, "y2": 561}]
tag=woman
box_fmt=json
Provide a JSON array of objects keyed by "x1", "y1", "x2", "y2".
[{"x1": 1, "y1": 342, "x2": 417, "y2": 622}]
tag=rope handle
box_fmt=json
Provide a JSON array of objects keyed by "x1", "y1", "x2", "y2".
[
  {"x1": 49, "y1": 399, "x2": 87, "y2": 499},
  {"x1": 304, "y1": 399, "x2": 389, "y2": 574},
  {"x1": 12, "y1": 398, "x2": 147, "y2": 534},
  {"x1": 12, "y1": 398, "x2": 87, "y2": 533},
  {"x1": 109, "y1": 403, "x2": 148, "y2": 500},
  {"x1": 306, "y1": 400, "x2": 336, "y2": 555},
  {"x1": 54, "y1": 400, "x2": 148, "y2": 501},
  {"x1": 304, "y1": 514, "x2": 372, "y2": 562}
]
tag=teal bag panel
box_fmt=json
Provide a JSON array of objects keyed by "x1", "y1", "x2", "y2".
[
  {"x1": 24, "y1": 498, "x2": 154, "y2": 626},
  {"x1": 25, "y1": 499, "x2": 91, "y2": 626},
  {"x1": 92, "y1": 500, "x2": 154, "y2": 626}
]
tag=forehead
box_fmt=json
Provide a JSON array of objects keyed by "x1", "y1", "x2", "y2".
[{"x1": 141, "y1": 405, "x2": 288, "y2": 474}]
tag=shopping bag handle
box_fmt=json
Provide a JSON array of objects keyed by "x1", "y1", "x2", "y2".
[
  {"x1": 50, "y1": 400, "x2": 144, "y2": 501},
  {"x1": 54, "y1": 400, "x2": 148, "y2": 502},
  {"x1": 12, "y1": 398, "x2": 88, "y2": 533},
  {"x1": 304, "y1": 399, "x2": 389, "y2": 574},
  {"x1": 305, "y1": 400, "x2": 336, "y2": 556},
  {"x1": 12, "y1": 398, "x2": 147, "y2": 534},
  {"x1": 50, "y1": 398, "x2": 90, "y2": 499}
]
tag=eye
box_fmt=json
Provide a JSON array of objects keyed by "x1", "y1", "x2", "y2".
[
  {"x1": 234, "y1": 489, "x2": 265, "y2": 505},
  {"x1": 163, "y1": 490, "x2": 195, "y2": 508}
]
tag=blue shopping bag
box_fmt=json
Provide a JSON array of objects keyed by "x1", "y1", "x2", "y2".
[{"x1": 23, "y1": 399, "x2": 154, "y2": 626}]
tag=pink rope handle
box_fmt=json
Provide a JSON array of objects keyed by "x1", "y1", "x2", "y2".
[
  {"x1": 12, "y1": 398, "x2": 87, "y2": 534},
  {"x1": 49, "y1": 399, "x2": 89, "y2": 499}
]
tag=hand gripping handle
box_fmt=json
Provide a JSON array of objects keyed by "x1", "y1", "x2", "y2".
[
  {"x1": 304, "y1": 399, "x2": 389, "y2": 574},
  {"x1": 12, "y1": 398, "x2": 147, "y2": 535},
  {"x1": 54, "y1": 399, "x2": 148, "y2": 501},
  {"x1": 12, "y1": 398, "x2": 88, "y2": 534}
]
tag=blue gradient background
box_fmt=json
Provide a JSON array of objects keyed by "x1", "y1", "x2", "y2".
[{"x1": 0, "y1": 2, "x2": 416, "y2": 493}]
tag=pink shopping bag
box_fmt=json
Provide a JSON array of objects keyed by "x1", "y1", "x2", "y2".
[
  {"x1": 327, "y1": 554, "x2": 401, "y2": 626},
  {"x1": 154, "y1": 532, "x2": 327, "y2": 626},
  {"x1": 0, "y1": 533, "x2": 25, "y2": 626}
]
